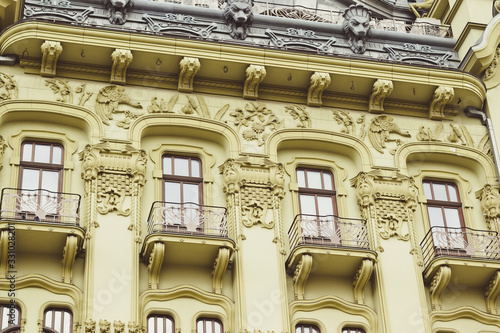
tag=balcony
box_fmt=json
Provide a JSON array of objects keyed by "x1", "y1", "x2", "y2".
[
  {"x1": 286, "y1": 214, "x2": 376, "y2": 301},
  {"x1": 142, "y1": 202, "x2": 234, "y2": 290},
  {"x1": 0, "y1": 188, "x2": 84, "y2": 283}
]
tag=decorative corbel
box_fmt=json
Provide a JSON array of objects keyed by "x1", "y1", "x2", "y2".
[
  {"x1": 352, "y1": 259, "x2": 374, "y2": 304},
  {"x1": 307, "y1": 72, "x2": 331, "y2": 107},
  {"x1": 178, "y1": 57, "x2": 201, "y2": 93},
  {"x1": 114, "y1": 321, "x2": 125, "y2": 333},
  {"x1": 219, "y1": 159, "x2": 240, "y2": 194},
  {"x1": 110, "y1": 49, "x2": 133, "y2": 85},
  {"x1": 350, "y1": 172, "x2": 375, "y2": 210},
  {"x1": 147, "y1": 242, "x2": 165, "y2": 289},
  {"x1": 369, "y1": 79, "x2": 393, "y2": 113},
  {"x1": 0, "y1": 230, "x2": 8, "y2": 278},
  {"x1": 212, "y1": 247, "x2": 231, "y2": 294},
  {"x1": 476, "y1": 184, "x2": 500, "y2": 230},
  {"x1": 128, "y1": 322, "x2": 140, "y2": 333},
  {"x1": 428, "y1": 265, "x2": 451, "y2": 311},
  {"x1": 429, "y1": 86, "x2": 454, "y2": 120},
  {"x1": 84, "y1": 319, "x2": 96, "y2": 333},
  {"x1": 62, "y1": 235, "x2": 78, "y2": 283},
  {"x1": 40, "y1": 41, "x2": 63, "y2": 77},
  {"x1": 484, "y1": 270, "x2": 500, "y2": 314},
  {"x1": 99, "y1": 319, "x2": 111, "y2": 333},
  {"x1": 293, "y1": 254, "x2": 313, "y2": 300},
  {"x1": 243, "y1": 65, "x2": 266, "y2": 100}
]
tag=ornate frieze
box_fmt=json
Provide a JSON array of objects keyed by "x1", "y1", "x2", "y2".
[
  {"x1": 147, "y1": 95, "x2": 177, "y2": 113},
  {"x1": 110, "y1": 49, "x2": 133, "y2": 85},
  {"x1": 40, "y1": 41, "x2": 63, "y2": 77},
  {"x1": 178, "y1": 57, "x2": 201, "y2": 93},
  {"x1": 24, "y1": 1, "x2": 94, "y2": 23},
  {"x1": 0, "y1": 72, "x2": 18, "y2": 101},
  {"x1": 95, "y1": 85, "x2": 143, "y2": 126},
  {"x1": 307, "y1": 72, "x2": 331, "y2": 107},
  {"x1": 142, "y1": 13, "x2": 217, "y2": 38},
  {"x1": 343, "y1": 5, "x2": 372, "y2": 54},
  {"x1": 265, "y1": 28, "x2": 336, "y2": 53},
  {"x1": 368, "y1": 115, "x2": 410, "y2": 154},
  {"x1": 369, "y1": 80, "x2": 393, "y2": 114},
  {"x1": 229, "y1": 102, "x2": 281, "y2": 146},
  {"x1": 224, "y1": 0, "x2": 253, "y2": 40},
  {"x1": 383, "y1": 44, "x2": 453, "y2": 67},
  {"x1": 332, "y1": 109, "x2": 366, "y2": 139},
  {"x1": 284, "y1": 105, "x2": 311, "y2": 128},
  {"x1": 243, "y1": 65, "x2": 266, "y2": 100},
  {"x1": 429, "y1": 86, "x2": 454, "y2": 120},
  {"x1": 446, "y1": 124, "x2": 473, "y2": 146}
]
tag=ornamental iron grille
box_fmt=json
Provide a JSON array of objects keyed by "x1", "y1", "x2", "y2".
[
  {"x1": 147, "y1": 201, "x2": 228, "y2": 237},
  {"x1": 0, "y1": 188, "x2": 80, "y2": 225}
]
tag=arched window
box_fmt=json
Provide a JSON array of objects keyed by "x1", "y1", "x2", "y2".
[
  {"x1": 147, "y1": 314, "x2": 174, "y2": 333},
  {"x1": 43, "y1": 308, "x2": 72, "y2": 333},
  {"x1": 196, "y1": 318, "x2": 222, "y2": 333},
  {"x1": 0, "y1": 304, "x2": 20, "y2": 333},
  {"x1": 295, "y1": 324, "x2": 320, "y2": 333},
  {"x1": 342, "y1": 328, "x2": 366, "y2": 333}
]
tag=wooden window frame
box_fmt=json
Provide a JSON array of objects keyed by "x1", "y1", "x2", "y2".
[
  {"x1": 0, "y1": 304, "x2": 20, "y2": 331},
  {"x1": 295, "y1": 323, "x2": 320, "y2": 333},
  {"x1": 297, "y1": 168, "x2": 337, "y2": 216},
  {"x1": 342, "y1": 328, "x2": 366, "y2": 333},
  {"x1": 19, "y1": 141, "x2": 64, "y2": 192},
  {"x1": 43, "y1": 308, "x2": 72, "y2": 333},
  {"x1": 147, "y1": 314, "x2": 174, "y2": 333},
  {"x1": 162, "y1": 155, "x2": 203, "y2": 205},
  {"x1": 196, "y1": 318, "x2": 223, "y2": 333},
  {"x1": 423, "y1": 180, "x2": 465, "y2": 229}
]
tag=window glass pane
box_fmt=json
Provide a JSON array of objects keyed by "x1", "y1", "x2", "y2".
[
  {"x1": 1, "y1": 308, "x2": 7, "y2": 329},
  {"x1": 304, "y1": 327, "x2": 310, "y2": 333},
  {"x1": 299, "y1": 195, "x2": 317, "y2": 215},
  {"x1": 183, "y1": 184, "x2": 199, "y2": 204},
  {"x1": 423, "y1": 182, "x2": 432, "y2": 199},
  {"x1": 297, "y1": 170, "x2": 306, "y2": 188},
  {"x1": 444, "y1": 208, "x2": 461, "y2": 228},
  {"x1": 34, "y1": 144, "x2": 51, "y2": 163},
  {"x1": 157, "y1": 317, "x2": 164, "y2": 333},
  {"x1": 323, "y1": 172, "x2": 333, "y2": 190},
  {"x1": 214, "y1": 321, "x2": 221, "y2": 333},
  {"x1": 63, "y1": 312, "x2": 71, "y2": 333},
  {"x1": 41, "y1": 171, "x2": 59, "y2": 192},
  {"x1": 165, "y1": 182, "x2": 181, "y2": 202},
  {"x1": 147, "y1": 317, "x2": 154, "y2": 333},
  {"x1": 317, "y1": 196, "x2": 334, "y2": 215},
  {"x1": 166, "y1": 318, "x2": 173, "y2": 333},
  {"x1": 197, "y1": 320, "x2": 203, "y2": 333},
  {"x1": 306, "y1": 170, "x2": 322, "y2": 189},
  {"x1": 174, "y1": 158, "x2": 189, "y2": 176},
  {"x1": 312, "y1": 327, "x2": 319, "y2": 333},
  {"x1": 206, "y1": 321, "x2": 212, "y2": 333},
  {"x1": 52, "y1": 146, "x2": 62, "y2": 164},
  {"x1": 54, "y1": 310, "x2": 62, "y2": 332},
  {"x1": 433, "y1": 183, "x2": 448, "y2": 201},
  {"x1": 191, "y1": 159, "x2": 200, "y2": 178},
  {"x1": 296, "y1": 327, "x2": 301, "y2": 333},
  {"x1": 447, "y1": 184, "x2": 458, "y2": 202},
  {"x1": 45, "y1": 311, "x2": 52, "y2": 328},
  {"x1": 21, "y1": 169, "x2": 40, "y2": 190},
  {"x1": 163, "y1": 157, "x2": 172, "y2": 175},
  {"x1": 22, "y1": 143, "x2": 32, "y2": 162},
  {"x1": 428, "y1": 207, "x2": 445, "y2": 227}
]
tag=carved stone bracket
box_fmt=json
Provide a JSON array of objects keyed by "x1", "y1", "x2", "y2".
[
  {"x1": 353, "y1": 259, "x2": 374, "y2": 304},
  {"x1": 428, "y1": 265, "x2": 451, "y2": 311},
  {"x1": 110, "y1": 49, "x2": 133, "y2": 85},
  {"x1": 61, "y1": 235, "x2": 78, "y2": 283},
  {"x1": 369, "y1": 79, "x2": 393, "y2": 113},
  {"x1": 212, "y1": 247, "x2": 231, "y2": 294},
  {"x1": 178, "y1": 57, "x2": 201, "y2": 93},
  {"x1": 484, "y1": 270, "x2": 500, "y2": 314},
  {"x1": 147, "y1": 242, "x2": 165, "y2": 289},
  {"x1": 307, "y1": 72, "x2": 331, "y2": 107},
  {"x1": 243, "y1": 65, "x2": 266, "y2": 100},
  {"x1": 40, "y1": 41, "x2": 63, "y2": 77},
  {"x1": 476, "y1": 184, "x2": 500, "y2": 230},
  {"x1": 429, "y1": 86, "x2": 454, "y2": 120},
  {"x1": 293, "y1": 254, "x2": 312, "y2": 300}
]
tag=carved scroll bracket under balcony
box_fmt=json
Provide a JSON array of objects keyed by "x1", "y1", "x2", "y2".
[
  {"x1": 476, "y1": 184, "x2": 500, "y2": 229},
  {"x1": 243, "y1": 65, "x2": 266, "y2": 100},
  {"x1": 62, "y1": 235, "x2": 78, "y2": 283},
  {"x1": 353, "y1": 258, "x2": 374, "y2": 304},
  {"x1": 40, "y1": 41, "x2": 63, "y2": 77},
  {"x1": 307, "y1": 72, "x2": 331, "y2": 107},
  {"x1": 369, "y1": 79, "x2": 393, "y2": 113},
  {"x1": 110, "y1": 49, "x2": 133, "y2": 85},
  {"x1": 178, "y1": 57, "x2": 200, "y2": 93},
  {"x1": 427, "y1": 265, "x2": 451, "y2": 311},
  {"x1": 147, "y1": 241, "x2": 165, "y2": 290},
  {"x1": 292, "y1": 254, "x2": 312, "y2": 300},
  {"x1": 212, "y1": 247, "x2": 231, "y2": 294},
  {"x1": 484, "y1": 270, "x2": 500, "y2": 314},
  {"x1": 429, "y1": 86, "x2": 454, "y2": 120}
]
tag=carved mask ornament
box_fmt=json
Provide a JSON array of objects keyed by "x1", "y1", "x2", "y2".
[
  {"x1": 224, "y1": 0, "x2": 254, "y2": 39},
  {"x1": 343, "y1": 5, "x2": 372, "y2": 54},
  {"x1": 103, "y1": 0, "x2": 134, "y2": 25}
]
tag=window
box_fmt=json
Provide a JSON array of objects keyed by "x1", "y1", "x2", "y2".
[
  {"x1": 196, "y1": 318, "x2": 222, "y2": 333},
  {"x1": 20, "y1": 142, "x2": 63, "y2": 192},
  {"x1": 296, "y1": 324, "x2": 320, "y2": 333},
  {"x1": 43, "y1": 308, "x2": 72, "y2": 333},
  {"x1": 147, "y1": 314, "x2": 174, "y2": 333},
  {"x1": 0, "y1": 304, "x2": 20, "y2": 332},
  {"x1": 162, "y1": 155, "x2": 202, "y2": 204},
  {"x1": 297, "y1": 168, "x2": 338, "y2": 241},
  {"x1": 342, "y1": 328, "x2": 366, "y2": 333},
  {"x1": 423, "y1": 180, "x2": 466, "y2": 250}
]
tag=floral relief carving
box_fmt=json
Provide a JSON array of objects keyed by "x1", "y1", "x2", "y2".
[
  {"x1": 114, "y1": 321, "x2": 125, "y2": 333},
  {"x1": 368, "y1": 115, "x2": 410, "y2": 154},
  {"x1": 416, "y1": 123, "x2": 443, "y2": 141},
  {"x1": 95, "y1": 85, "x2": 143, "y2": 126},
  {"x1": 447, "y1": 124, "x2": 474, "y2": 146},
  {"x1": 0, "y1": 72, "x2": 18, "y2": 100},
  {"x1": 332, "y1": 109, "x2": 366, "y2": 139},
  {"x1": 483, "y1": 46, "x2": 500, "y2": 81},
  {"x1": 377, "y1": 214, "x2": 409, "y2": 241},
  {"x1": 285, "y1": 105, "x2": 311, "y2": 128},
  {"x1": 230, "y1": 102, "x2": 281, "y2": 146},
  {"x1": 99, "y1": 319, "x2": 111, "y2": 333},
  {"x1": 350, "y1": 172, "x2": 375, "y2": 210},
  {"x1": 46, "y1": 78, "x2": 73, "y2": 104},
  {"x1": 76, "y1": 83, "x2": 94, "y2": 106},
  {"x1": 128, "y1": 322, "x2": 141, "y2": 333},
  {"x1": 0, "y1": 136, "x2": 7, "y2": 171},
  {"x1": 84, "y1": 319, "x2": 96, "y2": 333},
  {"x1": 148, "y1": 95, "x2": 177, "y2": 113}
]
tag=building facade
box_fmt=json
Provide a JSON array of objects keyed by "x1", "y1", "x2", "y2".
[{"x1": 0, "y1": 0, "x2": 500, "y2": 332}]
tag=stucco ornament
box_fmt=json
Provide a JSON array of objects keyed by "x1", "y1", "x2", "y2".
[
  {"x1": 219, "y1": 159, "x2": 240, "y2": 194},
  {"x1": 114, "y1": 321, "x2": 125, "y2": 333},
  {"x1": 0, "y1": 72, "x2": 18, "y2": 100},
  {"x1": 127, "y1": 322, "x2": 141, "y2": 333},
  {"x1": 224, "y1": 0, "x2": 253, "y2": 40},
  {"x1": 103, "y1": 0, "x2": 134, "y2": 25},
  {"x1": 242, "y1": 201, "x2": 274, "y2": 229},
  {"x1": 377, "y1": 214, "x2": 409, "y2": 240},
  {"x1": 483, "y1": 46, "x2": 500, "y2": 81},
  {"x1": 97, "y1": 187, "x2": 130, "y2": 216},
  {"x1": 79, "y1": 145, "x2": 98, "y2": 181},
  {"x1": 343, "y1": 5, "x2": 372, "y2": 54},
  {"x1": 99, "y1": 319, "x2": 111, "y2": 333},
  {"x1": 230, "y1": 102, "x2": 281, "y2": 146},
  {"x1": 95, "y1": 85, "x2": 142, "y2": 126},
  {"x1": 84, "y1": 319, "x2": 96, "y2": 333},
  {"x1": 476, "y1": 184, "x2": 500, "y2": 227},
  {"x1": 416, "y1": 123, "x2": 443, "y2": 141},
  {"x1": 307, "y1": 72, "x2": 331, "y2": 107},
  {"x1": 45, "y1": 78, "x2": 73, "y2": 104},
  {"x1": 285, "y1": 105, "x2": 311, "y2": 128},
  {"x1": 40, "y1": 40, "x2": 62, "y2": 77},
  {"x1": 369, "y1": 115, "x2": 410, "y2": 154}
]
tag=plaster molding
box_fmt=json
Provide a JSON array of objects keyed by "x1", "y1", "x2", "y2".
[
  {"x1": 369, "y1": 79, "x2": 393, "y2": 114},
  {"x1": 212, "y1": 247, "x2": 231, "y2": 294},
  {"x1": 429, "y1": 265, "x2": 451, "y2": 311},
  {"x1": 243, "y1": 65, "x2": 266, "y2": 100},
  {"x1": 307, "y1": 72, "x2": 331, "y2": 107},
  {"x1": 61, "y1": 235, "x2": 79, "y2": 284},
  {"x1": 429, "y1": 86, "x2": 454, "y2": 120},
  {"x1": 292, "y1": 254, "x2": 312, "y2": 301},
  {"x1": 430, "y1": 306, "x2": 500, "y2": 328},
  {"x1": 178, "y1": 57, "x2": 200, "y2": 93},
  {"x1": 353, "y1": 259, "x2": 374, "y2": 305},
  {"x1": 40, "y1": 40, "x2": 62, "y2": 77},
  {"x1": 110, "y1": 49, "x2": 133, "y2": 85},
  {"x1": 147, "y1": 241, "x2": 164, "y2": 290},
  {"x1": 484, "y1": 270, "x2": 500, "y2": 314}
]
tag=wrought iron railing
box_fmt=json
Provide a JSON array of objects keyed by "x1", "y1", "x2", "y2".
[
  {"x1": 0, "y1": 188, "x2": 81, "y2": 225},
  {"x1": 288, "y1": 214, "x2": 369, "y2": 250},
  {"x1": 420, "y1": 226, "x2": 500, "y2": 268},
  {"x1": 147, "y1": 201, "x2": 228, "y2": 237}
]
